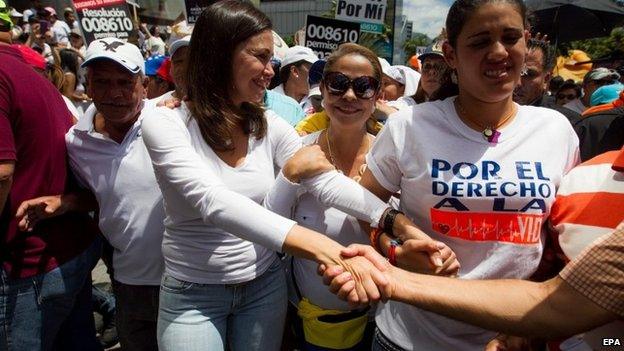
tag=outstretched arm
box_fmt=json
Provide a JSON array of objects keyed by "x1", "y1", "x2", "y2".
[
  {"x1": 141, "y1": 109, "x2": 389, "y2": 306},
  {"x1": 325, "y1": 245, "x2": 617, "y2": 338}
]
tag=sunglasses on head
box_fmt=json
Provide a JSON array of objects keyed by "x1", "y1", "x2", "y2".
[{"x1": 323, "y1": 72, "x2": 380, "y2": 100}]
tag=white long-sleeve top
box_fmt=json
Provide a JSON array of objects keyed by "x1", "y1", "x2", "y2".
[{"x1": 141, "y1": 105, "x2": 301, "y2": 284}]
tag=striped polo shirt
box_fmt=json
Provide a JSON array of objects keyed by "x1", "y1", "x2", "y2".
[{"x1": 550, "y1": 146, "x2": 624, "y2": 261}]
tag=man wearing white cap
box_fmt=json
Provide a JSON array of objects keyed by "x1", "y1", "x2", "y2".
[
  {"x1": 8, "y1": 7, "x2": 23, "y2": 40},
  {"x1": 21, "y1": 37, "x2": 165, "y2": 351},
  {"x1": 272, "y1": 45, "x2": 318, "y2": 103},
  {"x1": 70, "y1": 37, "x2": 163, "y2": 351}
]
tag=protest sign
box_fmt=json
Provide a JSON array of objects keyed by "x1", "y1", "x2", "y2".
[
  {"x1": 73, "y1": 0, "x2": 133, "y2": 45},
  {"x1": 335, "y1": 0, "x2": 387, "y2": 25},
  {"x1": 184, "y1": 0, "x2": 219, "y2": 24},
  {"x1": 305, "y1": 15, "x2": 360, "y2": 59}
]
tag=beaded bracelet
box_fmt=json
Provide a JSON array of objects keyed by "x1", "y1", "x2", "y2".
[{"x1": 388, "y1": 240, "x2": 400, "y2": 266}]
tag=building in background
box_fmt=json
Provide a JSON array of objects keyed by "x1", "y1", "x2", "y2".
[{"x1": 260, "y1": 0, "x2": 332, "y2": 39}]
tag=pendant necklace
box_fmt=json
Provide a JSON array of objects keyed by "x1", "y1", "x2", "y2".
[{"x1": 455, "y1": 99, "x2": 517, "y2": 144}]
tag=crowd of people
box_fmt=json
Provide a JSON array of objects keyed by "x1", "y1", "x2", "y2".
[{"x1": 0, "y1": 0, "x2": 623, "y2": 351}]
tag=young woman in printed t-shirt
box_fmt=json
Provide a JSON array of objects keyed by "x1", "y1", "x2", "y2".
[
  {"x1": 290, "y1": 0, "x2": 579, "y2": 350},
  {"x1": 139, "y1": 2, "x2": 409, "y2": 350}
]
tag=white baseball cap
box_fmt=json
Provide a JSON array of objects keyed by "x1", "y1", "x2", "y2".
[
  {"x1": 10, "y1": 8, "x2": 23, "y2": 18},
  {"x1": 82, "y1": 38, "x2": 145, "y2": 75},
  {"x1": 170, "y1": 35, "x2": 191, "y2": 58},
  {"x1": 281, "y1": 46, "x2": 317, "y2": 67},
  {"x1": 378, "y1": 58, "x2": 391, "y2": 73}
]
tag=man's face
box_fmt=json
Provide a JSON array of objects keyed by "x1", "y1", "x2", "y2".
[
  {"x1": 65, "y1": 13, "x2": 75, "y2": 23},
  {"x1": 87, "y1": 60, "x2": 145, "y2": 124},
  {"x1": 289, "y1": 62, "x2": 311, "y2": 102},
  {"x1": 513, "y1": 48, "x2": 549, "y2": 105}
]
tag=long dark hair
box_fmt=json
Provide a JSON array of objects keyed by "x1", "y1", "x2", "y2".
[
  {"x1": 186, "y1": 0, "x2": 271, "y2": 151},
  {"x1": 59, "y1": 48, "x2": 80, "y2": 82}
]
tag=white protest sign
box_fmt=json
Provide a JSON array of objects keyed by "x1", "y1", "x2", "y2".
[{"x1": 335, "y1": 0, "x2": 387, "y2": 25}]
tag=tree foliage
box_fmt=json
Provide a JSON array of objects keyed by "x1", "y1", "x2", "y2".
[
  {"x1": 564, "y1": 27, "x2": 624, "y2": 59},
  {"x1": 402, "y1": 32, "x2": 432, "y2": 61}
]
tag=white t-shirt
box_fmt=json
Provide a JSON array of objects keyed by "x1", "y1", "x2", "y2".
[
  {"x1": 51, "y1": 20, "x2": 71, "y2": 45},
  {"x1": 387, "y1": 96, "x2": 417, "y2": 111},
  {"x1": 141, "y1": 105, "x2": 301, "y2": 284},
  {"x1": 66, "y1": 102, "x2": 165, "y2": 285},
  {"x1": 367, "y1": 97, "x2": 579, "y2": 350},
  {"x1": 147, "y1": 36, "x2": 166, "y2": 56}
]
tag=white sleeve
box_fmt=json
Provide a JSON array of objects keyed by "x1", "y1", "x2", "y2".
[
  {"x1": 301, "y1": 170, "x2": 387, "y2": 228},
  {"x1": 141, "y1": 108, "x2": 296, "y2": 252},
  {"x1": 267, "y1": 111, "x2": 303, "y2": 168},
  {"x1": 263, "y1": 170, "x2": 301, "y2": 218},
  {"x1": 365, "y1": 121, "x2": 403, "y2": 193}
]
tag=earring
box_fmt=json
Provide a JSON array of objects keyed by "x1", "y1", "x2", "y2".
[
  {"x1": 321, "y1": 99, "x2": 326, "y2": 109},
  {"x1": 520, "y1": 63, "x2": 528, "y2": 76},
  {"x1": 451, "y1": 70, "x2": 458, "y2": 84}
]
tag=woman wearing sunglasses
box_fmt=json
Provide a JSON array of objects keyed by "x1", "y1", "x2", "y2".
[{"x1": 264, "y1": 43, "x2": 459, "y2": 351}]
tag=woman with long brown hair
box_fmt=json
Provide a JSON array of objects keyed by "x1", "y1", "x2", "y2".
[{"x1": 140, "y1": 1, "x2": 396, "y2": 350}]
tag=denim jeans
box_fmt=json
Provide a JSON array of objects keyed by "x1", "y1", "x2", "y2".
[
  {"x1": 112, "y1": 280, "x2": 159, "y2": 351},
  {"x1": 372, "y1": 328, "x2": 406, "y2": 351},
  {"x1": 0, "y1": 236, "x2": 102, "y2": 351},
  {"x1": 157, "y1": 257, "x2": 287, "y2": 351},
  {"x1": 92, "y1": 284, "x2": 116, "y2": 326}
]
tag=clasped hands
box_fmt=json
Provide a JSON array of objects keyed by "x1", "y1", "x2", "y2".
[{"x1": 284, "y1": 145, "x2": 460, "y2": 307}]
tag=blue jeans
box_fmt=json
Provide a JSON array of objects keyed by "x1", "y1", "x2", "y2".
[
  {"x1": 0, "y1": 236, "x2": 102, "y2": 351},
  {"x1": 157, "y1": 257, "x2": 287, "y2": 351}
]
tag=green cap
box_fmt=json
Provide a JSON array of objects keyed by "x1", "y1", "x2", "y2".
[{"x1": 0, "y1": 0, "x2": 12, "y2": 30}]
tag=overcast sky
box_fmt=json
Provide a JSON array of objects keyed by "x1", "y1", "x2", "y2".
[{"x1": 403, "y1": 0, "x2": 454, "y2": 39}]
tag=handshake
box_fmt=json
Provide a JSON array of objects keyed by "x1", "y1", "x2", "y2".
[{"x1": 319, "y1": 238, "x2": 460, "y2": 308}]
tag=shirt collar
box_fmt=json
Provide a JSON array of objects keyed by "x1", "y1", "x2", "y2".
[{"x1": 74, "y1": 103, "x2": 97, "y2": 132}]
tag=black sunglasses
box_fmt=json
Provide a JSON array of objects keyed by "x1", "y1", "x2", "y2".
[
  {"x1": 556, "y1": 93, "x2": 576, "y2": 100},
  {"x1": 323, "y1": 72, "x2": 380, "y2": 100}
]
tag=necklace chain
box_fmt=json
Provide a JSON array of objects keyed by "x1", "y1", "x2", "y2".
[
  {"x1": 454, "y1": 98, "x2": 517, "y2": 143},
  {"x1": 325, "y1": 126, "x2": 370, "y2": 178},
  {"x1": 325, "y1": 126, "x2": 342, "y2": 172}
]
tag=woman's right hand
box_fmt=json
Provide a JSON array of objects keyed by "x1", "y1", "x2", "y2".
[{"x1": 282, "y1": 145, "x2": 334, "y2": 183}]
